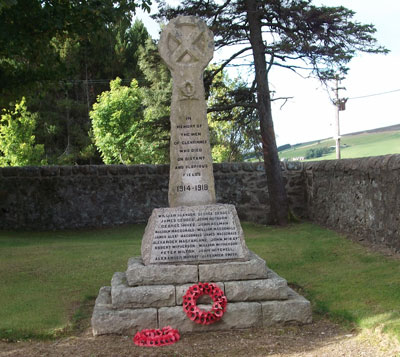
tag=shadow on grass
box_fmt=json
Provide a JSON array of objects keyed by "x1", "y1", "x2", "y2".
[{"x1": 244, "y1": 221, "x2": 400, "y2": 343}]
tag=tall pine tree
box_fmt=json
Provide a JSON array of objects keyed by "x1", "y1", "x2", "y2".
[{"x1": 155, "y1": 0, "x2": 388, "y2": 224}]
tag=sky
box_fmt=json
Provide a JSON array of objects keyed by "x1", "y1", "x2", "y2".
[{"x1": 136, "y1": 1, "x2": 400, "y2": 146}]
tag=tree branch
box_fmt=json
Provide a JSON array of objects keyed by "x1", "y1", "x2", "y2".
[
  {"x1": 270, "y1": 96, "x2": 294, "y2": 109},
  {"x1": 210, "y1": 46, "x2": 252, "y2": 80},
  {"x1": 207, "y1": 102, "x2": 257, "y2": 112}
]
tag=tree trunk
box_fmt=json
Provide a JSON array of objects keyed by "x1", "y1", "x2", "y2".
[{"x1": 245, "y1": 0, "x2": 288, "y2": 225}]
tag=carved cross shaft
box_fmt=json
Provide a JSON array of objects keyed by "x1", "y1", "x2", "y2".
[{"x1": 159, "y1": 16, "x2": 216, "y2": 207}]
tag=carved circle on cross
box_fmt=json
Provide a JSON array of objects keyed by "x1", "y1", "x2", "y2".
[
  {"x1": 180, "y1": 80, "x2": 195, "y2": 98},
  {"x1": 159, "y1": 16, "x2": 214, "y2": 71}
]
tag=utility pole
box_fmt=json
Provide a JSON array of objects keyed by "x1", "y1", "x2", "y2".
[{"x1": 333, "y1": 78, "x2": 347, "y2": 160}]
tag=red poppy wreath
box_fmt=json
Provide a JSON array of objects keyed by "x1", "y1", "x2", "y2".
[
  {"x1": 182, "y1": 282, "x2": 227, "y2": 325},
  {"x1": 133, "y1": 326, "x2": 180, "y2": 347}
]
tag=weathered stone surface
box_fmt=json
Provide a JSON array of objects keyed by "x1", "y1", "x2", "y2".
[
  {"x1": 306, "y1": 155, "x2": 400, "y2": 251},
  {"x1": 91, "y1": 285, "x2": 312, "y2": 335},
  {"x1": 3, "y1": 154, "x2": 398, "y2": 251},
  {"x1": 175, "y1": 282, "x2": 225, "y2": 305},
  {"x1": 158, "y1": 302, "x2": 262, "y2": 333},
  {"x1": 126, "y1": 256, "x2": 198, "y2": 286},
  {"x1": 261, "y1": 288, "x2": 312, "y2": 326},
  {"x1": 0, "y1": 162, "x2": 307, "y2": 230},
  {"x1": 141, "y1": 204, "x2": 250, "y2": 265},
  {"x1": 224, "y1": 277, "x2": 288, "y2": 302},
  {"x1": 91, "y1": 286, "x2": 158, "y2": 336},
  {"x1": 159, "y1": 16, "x2": 216, "y2": 207},
  {"x1": 94, "y1": 286, "x2": 113, "y2": 308},
  {"x1": 199, "y1": 251, "x2": 268, "y2": 282},
  {"x1": 111, "y1": 272, "x2": 175, "y2": 308}
]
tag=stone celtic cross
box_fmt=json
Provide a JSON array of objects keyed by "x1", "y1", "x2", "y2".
[{"x1": 159, "y1": 16, "x2": 216, "y2": 207}]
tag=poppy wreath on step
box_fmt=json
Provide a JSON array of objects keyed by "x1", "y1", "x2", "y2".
[
  {"x1": 182, "y1": 282, "x2": 227, "y2": 325},
  {"x1": 133, "y1": 326, "x2": 180, "y2": 347}
]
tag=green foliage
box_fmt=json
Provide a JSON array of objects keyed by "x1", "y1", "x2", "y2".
[
  {"x1": 207, "y1": 69, "x2": 260, "y2": 162},
  {"x1": 157, "y1": 0, "x2": 388, "y2": 82},
  {"x1": 0, "y1": 0, "x2": 151, "y2": 89},
  {"x1": 120, "y1": 20, "x2": 153, "y2": 83},
  {"x1": 0, "y1": 98, "x2": 46, "y2": 166},
  {"x1": 137, "y1": 38, "x2": 172, "y2": 157},
  {"x1": 156, "y1": 0, "x2": 387, "y2": 225},
  {"x1": 136, "y1": 39, "x2": 263, "y2": 164},
  {"x1": 1, "y1": 1, "x2": 152, "y2": 165},
  {"x1": 305, "y1": 146, "x2": 334, "y2": 159},
  {"x1": 278, "y1": 144, "x2": 291, "y2": 152},
  {"x1": 90, "y1": 78, "x2": 167, "y2": 164}
]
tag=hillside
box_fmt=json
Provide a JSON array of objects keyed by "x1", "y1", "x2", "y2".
[{"x1": 279, "y1": 125, "x2": 400, "y2": 161}]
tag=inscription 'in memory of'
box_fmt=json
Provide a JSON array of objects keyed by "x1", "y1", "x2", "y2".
[
  {"x1": 159, "y1": 16, "x2": 216, "y2": 207},
  {"x1": 149, "y1": 209, "x2": 243, "y2": 263}
]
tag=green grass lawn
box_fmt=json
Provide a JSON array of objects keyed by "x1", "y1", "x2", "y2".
[
  {"x1": 279, "y1": 130, "x2": 400, "y2": 161},
  {"x1": 1, "y1": 222, "x2": 400, "y2": 342},
  {"x1": 0, "y1": 225, "x2": 144, "y2": 340}
]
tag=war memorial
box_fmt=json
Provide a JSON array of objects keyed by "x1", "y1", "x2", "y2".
[{"x1": 91, "y1": 16, "x2": 312, "y2": 336}]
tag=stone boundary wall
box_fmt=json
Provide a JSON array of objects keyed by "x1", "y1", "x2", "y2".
[
  {"x1": 1, "y1": 155, "x2": 399, "y2": 251},
  {"x1": 305, "y1": 154, "x2": 400, "y2": 251},
  {"x1": 0, "y1": 162, "x2": 306, "y2": 230}
]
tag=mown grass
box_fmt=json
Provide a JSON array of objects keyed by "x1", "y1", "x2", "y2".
[
  {"x1": 1, "y1": 222, "x2": 399, "y2": 342},
  {"x1": 0, "y1": 225, "x2": 145, "y2": 340},
  {"x1": 279, "y1": 130, "x2": 400, "y2": 161},
  {"x1": 243, "y1": 222, "x2": 400, "y2": 339}
]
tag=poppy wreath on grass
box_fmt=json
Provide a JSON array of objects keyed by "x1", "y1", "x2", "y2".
[
  {"x1": 182, "y1": 282, "x2": 227, "y2": 325},
  {"x1": 133, "y1": 326, "x2": 180, "y2": 347}
]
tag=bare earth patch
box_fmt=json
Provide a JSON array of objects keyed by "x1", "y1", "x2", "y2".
[{"x1": 1, "y1": 318, "x2": 399, "y2": 357}]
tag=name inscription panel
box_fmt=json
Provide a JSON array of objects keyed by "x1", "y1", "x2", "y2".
[{"x1": 141, "y1": 204, "x2": 249, "y2": 265}]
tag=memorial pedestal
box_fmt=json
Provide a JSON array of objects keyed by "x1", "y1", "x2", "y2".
[{"x1": 91, "y1": 250, "x2": 312, "y2": 336}]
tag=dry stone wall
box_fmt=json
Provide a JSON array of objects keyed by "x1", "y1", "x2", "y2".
[
  {"x1": 0, "y1": 162, "x2": 306, "y2": 230},
  {"x1": 305, "y1": 154, "x2": 400, "y2": 251},
  {"x1": 1, "y1": 155, "x2": 399, "y2": 252}
]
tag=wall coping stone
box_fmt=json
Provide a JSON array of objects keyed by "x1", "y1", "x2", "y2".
[
  {"x1": 1, "y1": 154, "x2": 399, "y2": 178},
  {"x1": 41, "y1": 166, "x2": 59, "y2": 176},
  {"x1": 18, "y1": 166, "x2": 41, "y2": 177},
  {"x1": 304, "y1": 154, "x2": 399, "y2": 172}
]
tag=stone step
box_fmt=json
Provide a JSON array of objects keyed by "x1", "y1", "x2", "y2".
[
  {"x1": 126, "y1": 257, "x2": 198, "y2": 286},
  {"x1": 175, "y1": 282, "x2": 226, "y2": 305},
  {"x1": 158, "y1": 302, "x2": 262, "y2": 333},
  {"x1": 224, "y1": 277, "x2": 288, "y2": 302},
  {"x1": 126, "y1": 251, "x2": 268, "y2": 286},
  {"x1": 111, "y1": 272, "x2": 176, "y2": 309},
  {"x1": 261, "y1": 288, "x2": 312, "y2": 326},
  {"x1": 111, "y1": 269, "x2": 288, "y2": 309},
  {"x1": 198, "y1": 251, "x2": 268, "y2": 281},
  {"x1": 91, "y1": 287, "x2": 158, "y2": 336},
  {"x1": 91, "y1": 286, "x2": 311, "y2": 336}
]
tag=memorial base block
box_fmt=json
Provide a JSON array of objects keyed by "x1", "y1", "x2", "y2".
[
  {"x1": 141, "y1": 204, "x2": 250, "y2": 265},
  {"x1": 91, "y1": 251, "x2": 312, "y2": 336}
]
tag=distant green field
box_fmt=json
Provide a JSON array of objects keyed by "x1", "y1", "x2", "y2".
[{"x1": 279, "y1": 130, "x2": 400, "y2": 161}]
